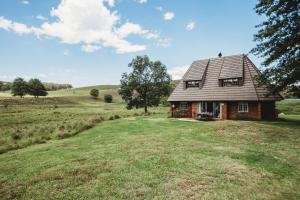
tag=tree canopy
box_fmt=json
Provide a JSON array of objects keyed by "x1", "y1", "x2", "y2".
[
  {"x1": 90, "y1": 89, "x2": 99, "y2": 98},
  {"x1": 28, "y1": 78, "x2": 48, "y2": 98},
  {"x1": 11, "y1": 77, "x2": 28, "y2": 98},
  {"x1": 251, "y1": 0, "x2": 300, "y2": 97},
  {"x1": 119, "y1": 55, "x2": 171, "y2": 113}
]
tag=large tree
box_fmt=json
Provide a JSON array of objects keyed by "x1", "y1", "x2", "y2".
[
  {"x1": 11, "y1": 77, "x2": 28, "y2": 98},
  {"x1": 28, "y1": 78, "x2": 48, "y2": 98},
  {"x1": 119, "y1": 55, "x2": 171, "y2": 113},
  {"x1": 251, "y1": 0, "x2": 300, "y2": 97}
]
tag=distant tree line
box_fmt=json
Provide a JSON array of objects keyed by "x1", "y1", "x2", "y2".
[
  {"x1": 0, "y1": 80, "x2": 72, "y2": 92},
  {"x1": 0, "y1": 81, "x2": 11, "y2": 91},
  {"x1": 43, "y1": 83, "x2": 73, "y2": 91}
]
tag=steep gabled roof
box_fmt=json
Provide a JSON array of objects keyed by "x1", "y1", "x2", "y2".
[
  {"x1": 168, "y1": 54, "x2": 282, "y2": 101},
  {"x1": 183, "y1": 59, "x2": 209, "y2": 81}
]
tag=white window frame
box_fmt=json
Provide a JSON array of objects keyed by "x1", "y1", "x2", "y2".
[
  {"x1": 238, "y1": 102, "x2": 248, "y2": 113},
  {"x1": 198, "y1": 102, "x2": 207, "y2": 113}
]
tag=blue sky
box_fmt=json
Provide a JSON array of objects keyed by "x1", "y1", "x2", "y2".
[{"x1": 0, "y1": 0, "x2": 263, "y2": 87}]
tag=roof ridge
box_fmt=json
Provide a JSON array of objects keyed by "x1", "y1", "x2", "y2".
[
  {"x1": 217, "y1": 56, "x2": 225, "y2": 79},
  {"x1": 200, "y1": 59, "x2": 210, "y2": 89}
]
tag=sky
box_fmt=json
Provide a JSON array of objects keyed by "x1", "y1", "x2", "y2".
[{"x1": 0, "y1": 0, "x2": 263, "y2": 87}]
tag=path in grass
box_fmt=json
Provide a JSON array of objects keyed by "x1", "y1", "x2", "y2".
[{"x1": 1, "y1": 116, "x2": 299, "y2": 199}]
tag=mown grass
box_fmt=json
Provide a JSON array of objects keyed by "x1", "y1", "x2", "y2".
[{"x1": 0, "y1": 116, "x2": 299, "y2": 199}]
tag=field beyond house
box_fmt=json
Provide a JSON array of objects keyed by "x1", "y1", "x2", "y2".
[{"x1": 0, "y1": 87, "x2": 300, "y2": 199}]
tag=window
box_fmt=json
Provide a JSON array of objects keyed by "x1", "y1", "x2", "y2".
[
  {"x1": 180, "y1": 102, "x2": 188, "y2": 110},
  {"x1": 186, "y1": 80, "x2": 201, "y2": 88},
  {"x1": 238, "y1": 102, "x2": 248, "y2": 112},
  {"x1": 199, "y1": 102, "x2": 207, "y2": 113},
  {"x1": 220, "y1": 78, "x2": 240, "y2": 87}
]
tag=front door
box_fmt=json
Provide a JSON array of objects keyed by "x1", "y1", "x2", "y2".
[
  {"x1": 198, "y1": 102, "x2": 220, "y2": 118},
  {"x1": 213, "y1": 102, "x2": 220, "y2": 118}
]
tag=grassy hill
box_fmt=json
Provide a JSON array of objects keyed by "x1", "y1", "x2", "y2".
[{"x1": 0, "y1": 84, "x2": 300, "y2": 199}]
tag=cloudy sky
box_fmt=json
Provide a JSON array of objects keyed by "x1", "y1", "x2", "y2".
[{"x1": 0, "y1": 0, "x2": 262, "y2": 87}]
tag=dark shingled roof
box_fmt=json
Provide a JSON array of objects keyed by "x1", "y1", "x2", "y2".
[
  {"x1": 183, "y1": 59, "x2": 209, "y2": 81},
  {"x1": 168, "y1": 54, "x2": 283, "y2": 102}
]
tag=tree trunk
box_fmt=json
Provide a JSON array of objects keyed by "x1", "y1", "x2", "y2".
[{"x1": 144, "y1": 105, "x2": 148, "y2": 113}]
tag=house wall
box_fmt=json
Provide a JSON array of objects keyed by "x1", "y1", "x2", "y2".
[
  {"x1": 191, "y1": 102, "x2": 198, "y2": 119},
  {"x1": 170, "y1": 101, "x2": 277, "y2": 120},
  {"x1": 261, "y1": 101, "x2": 277, "y2": 120},
  {"x1": 221, "y1": 102, "x2": 227, "y2": 119},
  {"x1": 227, "y1": 101, "x2": 262, "y2": 120}
]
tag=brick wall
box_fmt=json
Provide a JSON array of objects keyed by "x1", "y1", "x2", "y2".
[
  {"x1": 191, "y1": 102, "x2": 198, "y2": 119},
  {"x1": 221, "y1": 102, "x2": 227, "y2": 120},
  {"x1": 227, "y1": 101, "x2": 262, "y2": 120}
]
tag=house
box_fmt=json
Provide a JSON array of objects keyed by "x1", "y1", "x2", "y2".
[{"x1": 168, "y1": 54, "x2": 283, "y2": 120}]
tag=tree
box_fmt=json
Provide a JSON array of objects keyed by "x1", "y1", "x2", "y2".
[
  {"x1": 119, "y1": 55, "x2": 171, "y2": 113},
  {"x1": 11, "y1": 77, "x2": 28, "y2": 98},
  {"x1": 104, "y1": 94, "x2": 113, "y2": 103},
  {"x1": 28, "y1": 78, "x2": 48, "y2": 98},
  {"x1": 251, "y1": 0, "x2": 300, "y2": 97},
  {"x1": 90, "y1": 89, "x2": 99, "y2": 98}
]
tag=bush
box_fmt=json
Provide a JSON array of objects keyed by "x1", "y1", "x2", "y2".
[
  {"x1": 160, "y1": 96, "x2": 169, "y2": 107},
  {"x1": 11, "y1": 131, "x2": 22, "y2": 140},
  {"x1": 114, "y1": 115, "x2": 121, "y2": 119},
  {"x1": 104, "y1": 94, "x2": 113, "y2": 103},
  {"x1": 90, "y1": 89, "x2": 99, "y2": 98},
  {"x1": 108, "y1": 116, "x2": 115, "y2": 120}
]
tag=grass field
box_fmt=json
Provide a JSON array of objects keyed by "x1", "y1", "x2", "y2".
[
  {"x1": 0, "y1": 86, "x2": 164, "y2": 153},
  {"x1": 0, "y1": 115, "x2": 299, "y2": 199},
  {"x1": 0, "y1": 87, "x2": 300, "y2": 199}
]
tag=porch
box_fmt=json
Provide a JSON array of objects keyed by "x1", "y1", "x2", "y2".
[{"x1": 170, "y1": 101, "x2": 221, "y2": 120}]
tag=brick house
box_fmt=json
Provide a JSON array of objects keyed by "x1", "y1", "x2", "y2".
[{"x1": 168, "y1": 54, "x2": 283, "y2": 120}]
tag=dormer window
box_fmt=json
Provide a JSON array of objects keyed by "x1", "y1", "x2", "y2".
[
  {"x1": 186, "y1": 80, "x2": 201, "y2": 88},
  {"x1": 219, "y1": 78, "x2": 242, "y2": 87}
]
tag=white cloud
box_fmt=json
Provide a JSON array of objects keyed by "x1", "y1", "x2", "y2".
[
  {"x1": 186, "y1": 21, "x2": 195, "y2": 31},
  {"x1": 21, "y1": 0, "x2": 29, "y2": 5},
  {"x1": 104, "y1": 0, "x2": 115, "y2": 7},
  {"x1": 164, "y1": 12, "x2": 174, "y2": 21},
  {"x1": 157, "y1": 38, "x2": 171, "y2": 48},
  {"x1": 0, "y1": 17, "x2": 35, "y2": 34},
  {"x1": 156, "y1": 6, "x2": 163, "y2": 11},
  {"x1": 136, "y1": 0, "x2": 147, "y2": 4},
  {"x1": 116, "y1": 22, "x2": 159, "y2": 39},
  {"x1": 0, "y1": 0, "x2": 167, "y2": 54},
  {"x1": 81, "y1": 44, "x2": 101, "y2": 53},
  {"x1": 168, "y1": 65, "x2": 189, "y2": 80},
  {"x1": 36, "y1": 15, "x2": 47, "y2": 21}
]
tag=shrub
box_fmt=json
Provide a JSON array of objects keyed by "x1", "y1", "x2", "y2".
[
  {"x1": 108, "y1": 116, "x2": 115, "y2": 120},
  {"x1": 90, "y1": 89, "x2": 99, "y2": 98},
  {"x1": 11, "y1": 131, "x2": 22, "y2": 140},
  {"x1": 160, "y1": 96, "x2": 169, "y2": 107},
  {"x1": 104, "y1": 94, "x2": 113, "y2": 103},
  {"x1": 114, "y1": 115, "x2": 121, "y2": 119}
]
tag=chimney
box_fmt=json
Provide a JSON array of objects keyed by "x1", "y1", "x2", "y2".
[{"x1": 218, "y1": 52, "x2": 222, "y2": 58}]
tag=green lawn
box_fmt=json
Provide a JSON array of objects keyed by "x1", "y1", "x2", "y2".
[{"x1": 0, "y1": 116, "x2": 299, "y2": 199}]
